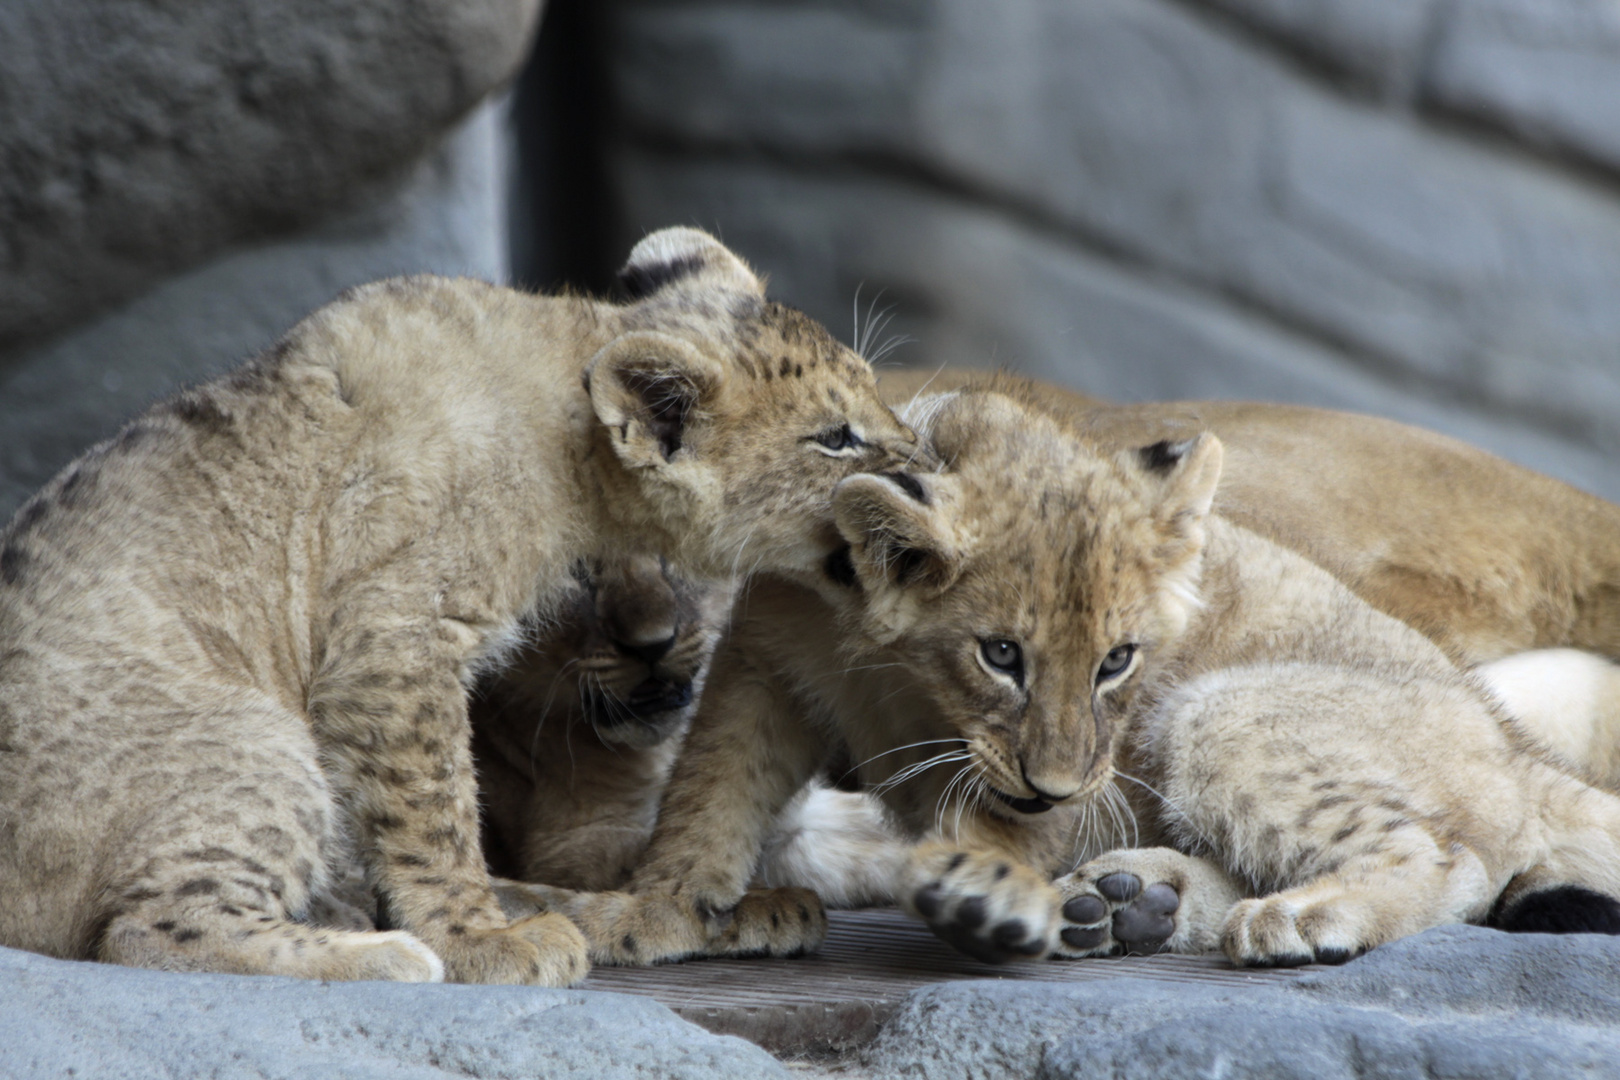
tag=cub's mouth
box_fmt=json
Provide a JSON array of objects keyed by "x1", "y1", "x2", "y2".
[
  {"x1": 584, "y1": 677, "x2": 694, "y2": 740},
  {"x1": 989, "y1": 788, "x2": 1056, "y2": 815}
]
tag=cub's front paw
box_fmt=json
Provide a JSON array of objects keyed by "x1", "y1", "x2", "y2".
[
  {"x1": 901, "y1": 845, "x2": 1058, "y2": 963},
  {"x1": 710, "y1": 887, "x2": 827, "y2": 959},
  {"x1": 557, "y1": 886, "x2": 826, "y2": 965},
  {"x1": 434, "y1": 912, "x2": 590, "y2": 986},
  {"x1": 1054, "y1": 847, "x2": 1238, "y2": 958}
]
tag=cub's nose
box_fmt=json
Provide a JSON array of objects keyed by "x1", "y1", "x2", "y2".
[
  {"x1": 616, "y1": 633, "x2": 675, "y2": 667},
  {"x1": 1021, "y1": 761, "x2": 1081, "y2": 805}
]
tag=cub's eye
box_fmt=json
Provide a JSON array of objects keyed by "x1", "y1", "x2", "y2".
[
  {"x1": 812, "y1": 423, "x2": 864, "y2": 454},
  {"x1": 979, "y1": 638, "x2": 1024, "y2": 683},
  {"x1": 1097, "y1": 644, "x2": 1136, "y2": 682}
]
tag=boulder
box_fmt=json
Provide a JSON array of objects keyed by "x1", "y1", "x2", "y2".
[
  {"x1": 863, "y1": 925, "x2": 1620, "y2": 1079},
  {"x1": 0, "y1": 0, "x2": 541, "y2": 351},
  {"x1": 0, "y1": 944, "x2": 789, "y2": 1080}
]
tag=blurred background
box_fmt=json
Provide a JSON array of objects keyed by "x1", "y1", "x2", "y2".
[{"x1": 4, "y1": 0, "x2": 1618, "y2": 520}]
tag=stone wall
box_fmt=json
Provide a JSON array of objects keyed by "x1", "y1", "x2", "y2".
[
  {"x1": 0, "y1": 0, "x2": 541, "y2": 519},
  {"x1": 597, "y1": 0, "x2": 1620, "y2": 501}
]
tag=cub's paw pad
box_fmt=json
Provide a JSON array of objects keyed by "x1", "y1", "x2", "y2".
[
  {"x1": 711, "y1": 888, "x2": 827, "y2": 958},
  {"x1": 1056, "y1": 868, "x2": 1182, "y2": 958},
  {"x1": 904, "y1": 849, "x2": 1057, "y2": 964}
]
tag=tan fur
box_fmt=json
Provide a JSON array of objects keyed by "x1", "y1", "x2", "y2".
[
  {"x1": 0, "y1": 228, "x2": 919, "y2": 985},
  {"x1": 560, "y1": 374, "x2": 1620, "y2": 967}
]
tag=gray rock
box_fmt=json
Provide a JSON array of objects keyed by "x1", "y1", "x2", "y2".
[
  {"x1": 0, "y1": 0, "x2": 540, "y2": 349},
  {"x1": 0, "y1": 102, "x2": 511, "y2": 522},
  {"x1": 1200, "y1": 0, "x2": 1620, "y2": 174},
  {"x1": 0, "y1": 944, "x2": 789, "y2": 1080},
  {"x1": 605, "y1": 0, "x2": 1620, "y2": 498},
  {"x1": 1194, "y1": 0, "x2": 1441, "y2": 97},
  {"x1": 863, "y1": 926, "x2": 1620, "y2": 1080},
  {"x1": 1426, "y1": 0, "x2": 1620, "y2": 175}
]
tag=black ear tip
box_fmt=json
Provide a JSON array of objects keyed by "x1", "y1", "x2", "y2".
[
  {"x1": 617, "y1": 254, "x2": 706, "y2": 301},
  {"x1": 1138, "y1": 437, "x2": 1198, "y2": 473},
  {"x1": 1493, "y1": 885, "x2": 1620, "y2": 935}
]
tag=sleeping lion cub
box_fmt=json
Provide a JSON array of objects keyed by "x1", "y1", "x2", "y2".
[
  {"x1": 0, "y1": 227, "x2": 919, "y2": 985},
  {"x1": 559, "y1": 375, "x2": 1620, "y2": 967}
]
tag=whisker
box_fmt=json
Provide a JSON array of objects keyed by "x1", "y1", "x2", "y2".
[{"x1": 841, "y1": 738, "x2": 964, "y2": 778}]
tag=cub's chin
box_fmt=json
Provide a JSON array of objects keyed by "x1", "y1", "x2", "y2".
[{"x1": 583, "y1": 677, "x2": 696, "y2": 749}]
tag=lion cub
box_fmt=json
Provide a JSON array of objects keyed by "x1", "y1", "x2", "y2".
[
  {"x1": 561, "y1": 378, "x2": 1620, "y2": 968},
  {"x1": 0, "y1": 228, "x2": 918, "y2": 985},
  {"x1": 472, "y1": 555, "x2": 905, "y2": 918}
]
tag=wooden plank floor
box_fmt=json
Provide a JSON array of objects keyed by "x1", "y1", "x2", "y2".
[{"x1": 582, "y1": 908, "x2": 1315, "y2": 1055}]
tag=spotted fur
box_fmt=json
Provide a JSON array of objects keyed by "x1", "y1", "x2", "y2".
[{"x1": 0, "y1": 228, "x2": 919, "y2": 985}]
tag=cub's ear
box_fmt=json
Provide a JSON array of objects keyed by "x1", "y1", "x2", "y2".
[
  {"x1": 833, "y1": 472, "x2": 962, "y2": 599},
  {"x1": 1129, "y1": 433, "x2": 1223, "y2": 539},
  {"x1": 586, "y1": 331, "x2": 727, "y2": 469},
  {"x1": 617, "y1": 227, "x2": 765, "y2": 301}
]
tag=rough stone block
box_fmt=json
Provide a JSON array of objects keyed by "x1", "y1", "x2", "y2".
[
  {"x1": 0, "y1": 944, "x2": 790, "y2": 1080},
  {"x1": 0, "y1": 0, "x2": 540, "y2": 349},
  {"x1": 0, "y1": 103, "x2": 510, "y2": 521},
  {"x1": 862, "y1": 926, "x2": 1620, "y2": 1080}
]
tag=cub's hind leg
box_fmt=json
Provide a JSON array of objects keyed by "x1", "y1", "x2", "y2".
[
  {"x1": 1220, "y1": 831, "x2": 1494, "y2": 966},
  {"x1": 1143, "y1": 664, "x2": 1516, "y2": 967},
  {"x1": 91, "y1": 695, "x2": 444, "y2": 982}
]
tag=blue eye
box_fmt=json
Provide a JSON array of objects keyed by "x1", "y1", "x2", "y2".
[
  {"x1": 1098, "y1": 644, "x2": 1135, "y2": 681},
  {"x1": 981, "y1": 638, "x2": 1023, "y2": 679},
  {"x1": 815, "y1": 424, "x2": 863, "y2": 451}
]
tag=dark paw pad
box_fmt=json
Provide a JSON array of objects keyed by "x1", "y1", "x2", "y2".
[
  {"x1": 1062, "y1": 895, "x2": 1107, "y2": 924},
  {"x1": 1313, "y1": 946, "x2": 1355, "y2": 965},
  {"x1": 914, "y1": 884, "x2": 944, "y2": 919},
  {"x1": 991, "y1": 919, "x2": 1029, "y2": 948},
  {"x1": 1096, "y1": 873, "x2": 1141, "y2": 903},
  {"x1": 956, "y1": 896, "x2": 988, "y2": 930},
  {"x1": 1060, "y1": 925, "x2": 1108, "y2": 951}
]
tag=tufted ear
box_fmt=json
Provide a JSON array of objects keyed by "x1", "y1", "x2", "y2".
[
  {"x1": 1129, "y1": 432, "x2": 1223, "y2": 543},
  {"x1": 586, "y1": 331, "x2": 727, "y2": 469},
  {"x1": 617, "y1": 227, "x2": 765, "y2": 301},
  {"x1": 833, "y1": 471, "x2": 962, "y2": 602}
]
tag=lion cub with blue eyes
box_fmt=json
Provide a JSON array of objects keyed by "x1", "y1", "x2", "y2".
[{"x1": 562, "y1": 376, "x2": 1620, "y2": 968}]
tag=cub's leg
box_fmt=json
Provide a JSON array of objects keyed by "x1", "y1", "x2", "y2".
[
  {"x1": 896, "y1": 841, "x2": 1059, "y2": 962},
  {"x1": 87, "y1": 696, "x2": 441, "y2": 982},
  {"x1": 310, "y1": 608, "x2": 587, "y2": 986},
  {"x1": 1144, "y1": 664, "x2": 1517, "y2": 967},
  {"x1": 561, "y1": 660, "x2": 830, "y2": 965},
  {"x1": 1220, "y1": 833, "x2": 1494, "y2": 966},
  {"x1": 1053, "y1": 848, "x2": 1243, "y2": 958}
]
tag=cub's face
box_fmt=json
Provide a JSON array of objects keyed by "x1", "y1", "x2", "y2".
[
  {"x1": 484, "y1": 554, "x2": 734, "y2": 750},
  {"x1": 832, "y1": 389, "x2": 1221, "y2": 824},
  {"x1": 587, "y1": 228, "x2": 924, "y2": 579}
]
